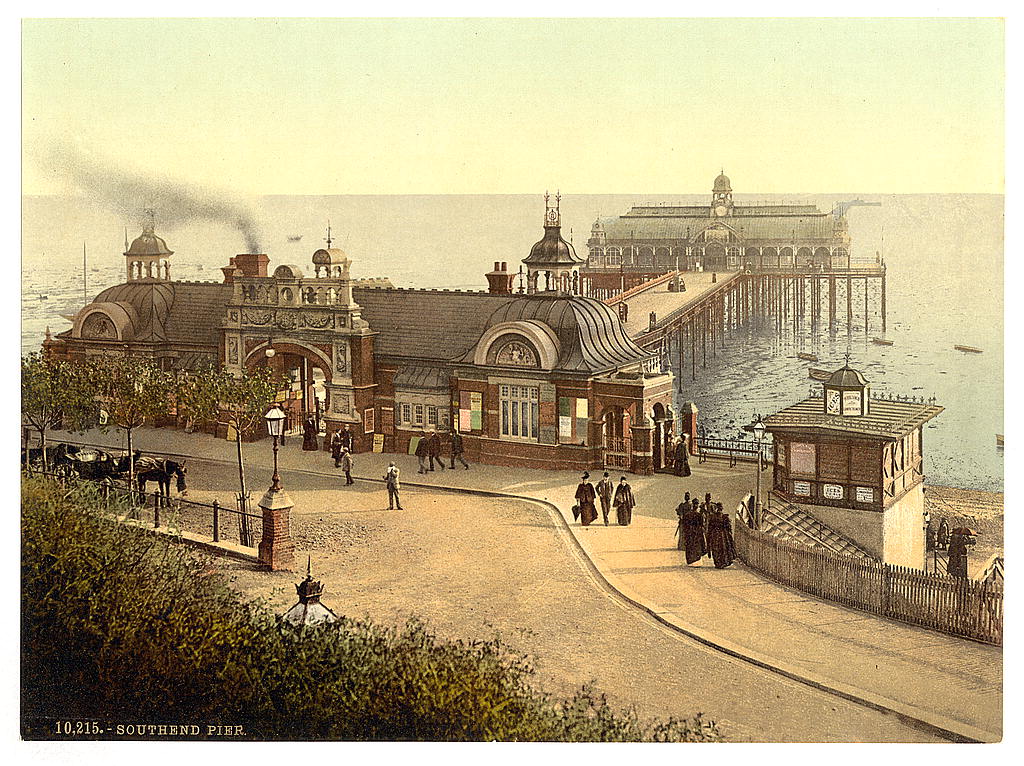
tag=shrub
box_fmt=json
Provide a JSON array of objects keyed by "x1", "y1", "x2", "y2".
[{"x1": 21, "y1": 476, "x2": 719, "y2": 741}]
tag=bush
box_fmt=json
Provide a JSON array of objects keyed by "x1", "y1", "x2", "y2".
[{"x1": 21, "y1": 476, "x2": 719, "y2": 741}]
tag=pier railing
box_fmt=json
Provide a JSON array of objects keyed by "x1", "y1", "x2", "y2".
[
  {"x1": 695, "y1": 436, "x2": 771, "y2": 468},
  {"x1": 734, "y1": 522, "x2": 1003, "y2": 645}
]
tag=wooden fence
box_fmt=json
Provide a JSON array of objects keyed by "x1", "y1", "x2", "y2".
[{"x1": 734, "y1": 521, "x2": 1003, "y2": 645}]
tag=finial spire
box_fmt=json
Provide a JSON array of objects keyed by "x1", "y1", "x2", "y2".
[
  {"x1": 124, "y1": 227, "x2": 129, "y2": 251},
  {"x1": 143, "y1": 208, "x2": 155, "y2": 233},
  {"x1": 325, "y1": 221, "x2": 333, "y2": 248},
  {"x1": 844, "y1": 352, "x2": 851, "y2": 367}
]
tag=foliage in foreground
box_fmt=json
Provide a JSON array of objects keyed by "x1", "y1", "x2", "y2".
[{"x1": 21, "y1": 476, "x2": 719, "y2": 742}]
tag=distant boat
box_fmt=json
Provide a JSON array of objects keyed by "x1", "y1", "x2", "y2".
[
  {"x1": 872, "y1": 337, "x2": 894, "y2": 346},
  {"x1": 288, "y1": 235, "x2": 303, "y2": 242},
  {"x1": 954, "y1": 344, "x2": 982, "y2": 353},
  {"x1": 797, "y1": 352, "x2": 818, "y2": 362},
  {"x1": 996, "y1": 434, "x2": 1004, "y2": 448},
  {"x1": 808, "y1": 368, "x2": 831, "y2": 381},
  {"x1": 196, "y1": 264, "x2": 205, "y2": 271},
  {"x1": 38, "y1": 294, "x2": 48, "y2": 300}
]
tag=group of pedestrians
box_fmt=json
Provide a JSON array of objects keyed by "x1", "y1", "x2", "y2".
[
  {"x1": 574, "y1": 471, "x2": 636, "y2": 527},
  {"x1": 414, "y1": 430, "x2": 470, "y2": 473},
  {"x1": 328, "y1": 426, "x2": 356, "y2": 485},
  {"x1": 675, "y1": 492, "x2": 736, "y2": 569}
]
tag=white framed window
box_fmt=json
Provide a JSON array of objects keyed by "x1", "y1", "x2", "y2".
[
  {"x1": 500, "y1": 384, "x2": 539, "y2": 441},
  {"x1": 413, "y1": 404, "x2": 424, "y2": 427},
  {"x1": 428, "y1": 406, "x2": 438, "y2": 426},
  {"x1": 400, "y1": 403, "x2": 412, "y2": 424}
]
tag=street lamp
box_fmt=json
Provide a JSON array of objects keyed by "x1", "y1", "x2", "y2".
[
  {"x1": 752, "y1": 415, "x2": 766, "y2": 527},
  {"x1": 265, "y1": 404, "x2": 286, "y2": 491},
  {"x1": 265, "y1": 336, "x2": 276, "y2": 359}
]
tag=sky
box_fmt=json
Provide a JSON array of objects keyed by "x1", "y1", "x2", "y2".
[{"x1": 22, "y1": 18, "x2": 1005, "y2": 196}]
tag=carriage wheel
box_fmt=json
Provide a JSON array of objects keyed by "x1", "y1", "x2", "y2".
[{"x1": 54, "y1": 463, "x2": 79, "y2": 479}]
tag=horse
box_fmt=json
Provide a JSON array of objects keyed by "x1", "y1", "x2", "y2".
[
  {"x1": 135, "y1": 456, "x2": 188, "y2": 506},
  {"x1": 23, "y1": 442, "x2": 80, "y2": 472}
]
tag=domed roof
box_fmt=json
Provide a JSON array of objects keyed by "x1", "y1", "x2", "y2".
[
  {"x1": 826, "y1": 364, "x2": 868, "y2": 388},
  {"x1": 713, "y1": 172, "x2": 731, "y2": 192},
  {"x1": 312, "y1": 247, "x2": 349, "y2": 265},
  {"x1": 125, "y1": 223, "x2": 173, "y2": 257},
  {"x1": 591, "y1": 218, "x2": 605, "y2": 232},
  {"x1": 523, "y1": 228, "x2": 584, "y2": 266},
  {"x1": 474, "y1": 295, "x2": 651, "y2": 372}
]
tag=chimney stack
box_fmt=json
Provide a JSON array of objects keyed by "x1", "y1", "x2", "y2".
[
  {"x1": 232, "y1": 253, "x2": 270, "y2": 278},
  {"x1": 485, "y1": 261, "x2": 514, "y2": 295}
]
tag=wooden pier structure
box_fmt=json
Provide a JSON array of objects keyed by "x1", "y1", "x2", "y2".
[{"x1": 602, "y1": 265, "x2": 887, "y2": 385}]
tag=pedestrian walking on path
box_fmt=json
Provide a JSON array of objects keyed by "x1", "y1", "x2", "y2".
[
  {"x1": 384, "y1": 462, "x2": 403, "y2": 510},
  {"x1": 946, "y1": 527, "x2": 976, "y2": 578},
  {"x1": 676, "y1": 494, "x2": 707, "y2": 565},
  {"x1": 674, "y1": 435, "x2": 691, "y2": 477},
  {"x1": 427, "y1": 431, "x2": 445, "y2": 471},
  {"x1": 595, "y1": 471, "x2": 613, "y2": 526},
  {"x1": 937, "y1": 517, "x2": 951, "y2": 549},
  {"x1": 339, "y1": 425, "x2": 354, "y2": 454},
  {"x1": 574, "y1": 472, "x2": 598, "y2": 526},
  {"x1": 339, "y1": 448, "x2": 354, "y2": 485},
  {"x1": 449, "y1": 429, "x2": 470, "y2": 469},
  {"x1": 302, "y1": 415, "x2": 319, "y2": 451},
  {"x1": 415, "y1": 432, "x2": 430, "y2": 474},
  {"x1": 613, "y1": 477, "x2": 636, "y2": 526},
  {"x1": 706, "y1": 502, "x2": 736, "y2": 569},
  {"x1": 329, "y1": 430, "x2": 343, "y2": 467}
]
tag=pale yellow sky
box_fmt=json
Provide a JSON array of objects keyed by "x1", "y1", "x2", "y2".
[{"x1": 22, "y1": 18, "x2": 1005, "y2": 195}]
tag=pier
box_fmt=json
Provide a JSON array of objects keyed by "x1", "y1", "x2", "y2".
[{"x1": 600, "y1": 265, "x2": 887, "y2": 384}]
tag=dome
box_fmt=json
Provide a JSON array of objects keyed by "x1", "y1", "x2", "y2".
[
  {"x1": 713, "y1": 172, "x2": 732, "y2": 192},
  {"x1": 312, "y1": 247, "x2": 349, "y2": 266},
  {"x1": 523, "y1": 228, "x2": 584, "y2": 266},
  {"x1": 826, "y1": 364, "x2": 868, "y2": 388},
  {"x1": 125, "y1": 223, "x2": 173, "y2": 256},
  {"x1": 591, "y1": 218, "x2": 605, "y2": 232}
]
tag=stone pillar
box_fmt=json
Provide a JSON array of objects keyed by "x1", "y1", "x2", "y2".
[
  {"x1": 681, "y1": 401, "x2": 699, "y2": 455},
  {"x1": 258, "y1": 487, "x2": 295, "y2": 571},
  {"x1": 630, "y1": 417, "x2": 654, "y2": 476}
]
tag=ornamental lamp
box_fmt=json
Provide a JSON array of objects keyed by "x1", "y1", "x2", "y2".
[{"x1": 265, "y1": 405, "x2": 286, "y2": 438}]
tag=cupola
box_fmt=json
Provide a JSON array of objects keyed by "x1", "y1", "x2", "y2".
[{"x1": 823, "y1": 357, "x2": 870, "y2": 416}]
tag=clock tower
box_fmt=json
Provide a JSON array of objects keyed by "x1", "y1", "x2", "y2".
[{"x1": 711, "y1": 170, "x2": 734, "y2": 218}]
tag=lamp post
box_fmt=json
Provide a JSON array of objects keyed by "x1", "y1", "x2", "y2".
[
  {"x1": 752, "y1": 415, "x2": 766, "y2": 528},
  {"x1": 265, "y1": 404, "x2": 286, "y2": 491}
]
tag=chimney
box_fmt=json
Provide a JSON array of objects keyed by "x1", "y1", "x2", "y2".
[
  {"x1": 233, "y1": 253, "x2": 270, "y2": 278},
  {"x1": 485, "y1": 261, "x2": 514, "y2": 295}
]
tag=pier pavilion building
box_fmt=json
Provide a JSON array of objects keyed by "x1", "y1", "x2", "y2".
[
  {"x1": 583, "y1": 171, "x2": 854, "y2": 299},
  {"x1": 46, "y1": 200, "x2": 675, "y2": 475}
]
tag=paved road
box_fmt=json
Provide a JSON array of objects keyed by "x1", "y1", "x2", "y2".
[{"x1": 182, "y1": 459, "x2": 941, "y2": 742}]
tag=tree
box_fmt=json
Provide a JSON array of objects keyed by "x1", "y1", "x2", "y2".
[
  {"x1": 21, "y1": 353, "x2": 97, "y2": 472},
  {"x1": 176, "y1": 365, "x2": 284, "y2": 545},
  {"x1": 90, "y1": 354, "x2": 174, "y2": 493}
]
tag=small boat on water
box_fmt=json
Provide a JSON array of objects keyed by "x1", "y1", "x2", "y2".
[
  {"x1": 287, "y1": 235, "x2": 303, "y2": 242},
  {"x1": 954, "y1": 344, "x2": 982, "y2": 353},
  {"x1": 38, "y1": 294, "x2": 48, "y2": 300},
  {"x1": 808, "y1": 368, "x2": 831, "y2": 381},
  {"x1": 872, "y1": 337, "x2": 894, "y2": 346},
  {"x1": 996, "y1": 434, "x2": 1004, "y2": 448},
  {"x1": 797, "y1": 352, "x2": 818, "y2": 362}
]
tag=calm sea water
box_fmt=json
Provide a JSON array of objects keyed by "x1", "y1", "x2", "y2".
[{"x1": 21, "y1": 193, "x2": 1004, "y2": 491}]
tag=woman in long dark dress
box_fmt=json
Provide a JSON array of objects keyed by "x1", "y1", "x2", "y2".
[
  {"x1": 706, "y1": 503, "x2": 736, "y2": 569},
  {"x1": 302, "y1": 415, "x2": 319, "y2": 451},
  {"x1": 946, "y1": 528, "x2": 976, "y2": 578},
  {"x1": 574, "y1": 472, "x2": 598, "y2": 526},
  {"x1": 613, "y1": 477, "x2": 636, "y2": 526},
  {"x1": 676, "y1": 495, "x2": 707, "y2": 565},
  {"x1": 675, "y1": 493, "x2": 691, "y2": 550}
]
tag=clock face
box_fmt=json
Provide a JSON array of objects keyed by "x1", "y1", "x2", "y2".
[
  {"x1": 826, "y1": 389, "x2": 841, "y2": 414},
  {"x1": 714, "y1": 204, "x2": 727, "y2": 217},
  {"x1": 547, "y1": 209, "x2": 559, "y2": 224}
]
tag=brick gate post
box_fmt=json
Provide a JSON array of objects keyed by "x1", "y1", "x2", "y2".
[{"x1": 258, "y1": 486, "x2": 295, "y2": 571}]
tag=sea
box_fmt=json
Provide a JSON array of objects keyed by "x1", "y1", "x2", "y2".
[{"x1": 21, "y1": 193, "x2": 1004, "y2": 492}]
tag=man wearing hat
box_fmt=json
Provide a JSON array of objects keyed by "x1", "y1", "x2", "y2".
[
  {"x1": 384, "y1": 462, "x2": 403, "y2": 510},
  {"x1": 574, "y1": 472, "x2": 598, "y2": 526},
  {"x1": 595, "y1": 471, "x2": 614, "y2": 526}
]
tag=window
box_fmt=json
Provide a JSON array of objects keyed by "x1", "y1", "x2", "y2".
[
  {"x1": 413, "y1": 404, "x2": 424, "y2": 427},
  {"x1": 558, "y1": 396, "x2": 589, "y2": 444},
  {"x1": 500, "y1": 384, "x2": 539, "y2": 440},
  {"x1": 427, "y1": 406, "x2": 438, "y2": 426},
  {"x1": 400, "y1": 403, "x2": 412, "y2": 424},
  {"x1": 790, "y1": 442, "x2": 816, "y2": 475}
]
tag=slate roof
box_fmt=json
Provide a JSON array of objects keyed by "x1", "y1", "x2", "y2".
[
  {"x1": 764, "y1": 396, "x2": 943, "y2": 440},
  {"x1": 91, "y1": 281, "x2": 232, "y2": 346},
  {"x1": 353, "y1": 287, "x2": 513, "y2": 361},
  {"x1": 353, "y1": 288, "x2": 651, "y2": 374},
  {"x1": 393, "y1": 364, "x2": 449, "y2": 391}
]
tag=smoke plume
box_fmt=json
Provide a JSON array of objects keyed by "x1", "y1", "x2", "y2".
[{"x1": 41, "y1": 142, "x2": 263, "y2": 253}]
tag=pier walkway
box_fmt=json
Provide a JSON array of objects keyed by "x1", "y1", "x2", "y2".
[{"x1": 48, "y1": 425, "x2": 1002, "y2": 742}]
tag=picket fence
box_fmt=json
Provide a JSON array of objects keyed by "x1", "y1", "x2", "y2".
[{"x1": 733, "y1": 521, "x2": 1003, "y2": 645}]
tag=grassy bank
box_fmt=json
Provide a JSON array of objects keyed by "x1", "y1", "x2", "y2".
[{"x1": 21, "y1": 475, "x2": 719, "y2": 742}]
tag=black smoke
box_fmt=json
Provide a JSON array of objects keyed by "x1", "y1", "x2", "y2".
[{"x1": 42, "y1": 142, "x2": 263, "y2": 253}]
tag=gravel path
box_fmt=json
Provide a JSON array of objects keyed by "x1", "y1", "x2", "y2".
[{"x1": 185, "y1": 461, "x2": 941, "y2": 742}]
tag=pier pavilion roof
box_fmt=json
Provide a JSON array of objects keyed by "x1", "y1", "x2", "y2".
[
  {"x1": 601, "y1": 209, "x2": 837, "y2": 243},
  {"x1": 763, "y1": 396, "x2": 944, "y2": 440}
]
